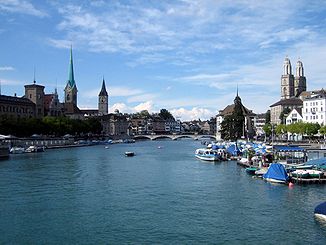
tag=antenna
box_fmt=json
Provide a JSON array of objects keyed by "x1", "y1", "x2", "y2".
[
  {"x1": 33, "y1": 67, "x2": 36, "y2": 84},
  {"x1": 0, "y1": 80, "x2": 2, "y2": 95}
]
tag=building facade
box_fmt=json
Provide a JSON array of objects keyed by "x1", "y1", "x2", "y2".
[
  {"x1": 0, "y1": 95, "x2": 35, "y2": 118},
  {"x1": 302, "y1": 91, "x2": 326, "y2": 126},
  {"x1": 24, "y1": 83, "x2": 45, "y2": 118}
]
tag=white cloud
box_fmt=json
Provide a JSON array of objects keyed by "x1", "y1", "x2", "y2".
[
  {"x1": 171, "y1": 107, "x2": 216, "y2": 121},
  {"x1": 0, "y1": 66, "x2": 14, "y2": 71},
  {"x1": 134, "y1": 101, "x2": 154, "y2": 112},
  {"x1": 0, "y1": 78, "x2": 23, "y2": 86},
  {"x1": 109, "y1": 103, "x2": 131, "y2": 113},
  {"x1": 0, "y1": 0, "x2": 48, "y2": 17}
]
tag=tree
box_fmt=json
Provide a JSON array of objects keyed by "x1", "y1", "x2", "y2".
[
  {"x1": 219, "y1": 102, "x2": 245, "y2": 141},
  {"x1": 158, "y1": 109, "x2": 174, "y2": 120},
  {"x1": 263, "y1": 123, "x2": 272, "y2": 136},
  {"x1": 279, "y1": 107, "x2": 291, "y2": 124},
  {"x1": 265, "y1": 110, "x2": 271, "y2": 124},
  {"x1": 305, "y1": 123, "x2": 320, "y2": 138}
]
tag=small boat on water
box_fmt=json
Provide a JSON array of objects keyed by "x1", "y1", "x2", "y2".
[
  {"x1": 25, "y1": 146, "x2": 45, "y2": 153},
  {"x1": 10, "y1": 146, "x2": 25, "y2": 154},
  {"x1": 314, "y1": 202, "x2": 326, "y2": 221},
  {"x1": 306, "y1": 169, "x2": 324, "y2": 178},
  {"x1": 246, "y1": 167, "x2": 258, "y2": 175},
  {"x1": 195, "y1": 148, "x2": 220, "y2": 161},
  {"x1": 255, "y1": 168, "x2": 268, "y2": 177},
  {"x1": 291, "y1": 169, "x2": 310, "y2": 179},
  {"x1": 125, "y1": 151, "x2": 135, "y2": 157},
  {"x1": 263, "y1": 163, "x2": 289, "y2": 184}
]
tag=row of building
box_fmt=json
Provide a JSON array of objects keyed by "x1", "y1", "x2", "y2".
[
  {"x1": 0, "y1": 48, "x2": 217, "y2": 138},
  {"x1": 1, "y1": 50, "x2": 324, "y2": 140},
  {"x1": 216, "y1": 56, "x2": 325, "y2": 140}
]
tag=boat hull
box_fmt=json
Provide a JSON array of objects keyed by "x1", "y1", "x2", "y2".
[
  {"x1": 195, "y1": 155, "x2": 220, "y2": 161},
  {"x1": 264, "y1": 178, "x2": 287, "y2": 184}
]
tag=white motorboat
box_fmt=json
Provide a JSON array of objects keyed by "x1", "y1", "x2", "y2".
[
  {"x1": 10, "y1": 146, "x2": 25, "y2": 154},
  {"x1": 195, "y1": 148, "x2": 220, "y2": 161},
  {"x1": 25, "y1": 146, "x2": 45, "y2": 153}
]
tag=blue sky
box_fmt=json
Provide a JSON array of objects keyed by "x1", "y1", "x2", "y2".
[{"x1": 1, "y1": 0, "x2": 326, "y2": 120}]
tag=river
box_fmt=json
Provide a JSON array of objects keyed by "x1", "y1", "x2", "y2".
[{"x1": 0, "y1": 140, "x2": 325, "y2": 244}]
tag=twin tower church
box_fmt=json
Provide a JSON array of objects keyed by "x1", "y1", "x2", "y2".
[
  {"x1": 281, "y1": 57, "x2": 307, "y2": 100},
  {"x1": 64, "y1": 48, "x2": 109, "y2": 118}
]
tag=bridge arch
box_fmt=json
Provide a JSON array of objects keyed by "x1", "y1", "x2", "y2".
[
  {"x1": 134, "y1": 135, "x2": 152, "y2": 140},
  {"x1": 152, "y1": 135, "x2": 173, "y2": 140}
]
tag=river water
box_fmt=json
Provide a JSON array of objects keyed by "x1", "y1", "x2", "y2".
[{"x1": 0, "y1": 140, "x2": 325, "y2": 244}]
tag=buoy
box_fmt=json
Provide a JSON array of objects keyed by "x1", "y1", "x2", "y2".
[{"x1": 288, "y1": 182, "x2": 294, "y2": 188}]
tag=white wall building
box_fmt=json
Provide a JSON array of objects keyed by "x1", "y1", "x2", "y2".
[
  {"x1": 302, "y1": 91, "x2": 326, "y2": 126},
  {"x1": 286, "y1": 108, "x2": 303, "y2": 141}
]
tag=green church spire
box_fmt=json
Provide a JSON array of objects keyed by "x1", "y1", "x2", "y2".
[{"x1": 68, "y1": 46, "x2": 76, "y2": 88}]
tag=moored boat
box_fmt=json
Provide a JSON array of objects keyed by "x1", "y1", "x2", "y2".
[
  {"x1": 263, "y1": 163, "x2": 289, "y2": 184},
  {"x1": 314, "y1": 202, "x2": 326, "y2": 221},
  {"x1": 25, "y1": 146, "x2": 45, "y2": 153},
  {"x1": 291, "y1": 169, "x2": 310, "y2": 179},
  {"x1": 306, "y1": 169, "x2": 324, "y2": 178},
  {"x1": 10, "y1": 146, "x2": 25, "y2": 154},
  {"x1": 246, "y1": 167, "x2": 258, "y2": 175},
  {"x1": 255, "y1": 168, "x2": 268, "y2": 177},
  {"x1": 195, "y1": 148, "x2": 220, "y2": 161}
]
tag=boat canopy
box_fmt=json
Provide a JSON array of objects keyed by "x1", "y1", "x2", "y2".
[
  {"x1": 263, "y1": 163, "x2": 289, "y2": 182},
  {"x1": 314, "y1": 202, "x2": 326, "y2": 215},
  {"x1": 227, "y1": 143, "x2": 240, "y2": 156},
  {"x1": 273, "y1": 145, "x2": 305, "y2": 152},
  {"x1": 305, "y1": 157, "x2": 326, "y2": 167}
]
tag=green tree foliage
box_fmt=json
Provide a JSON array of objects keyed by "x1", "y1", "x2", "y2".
[
  {"x1": 263, "y1": 123, "x2": 272, "y2": 136},
  {"x1": 305, "y1": 123, "x2": 320, "y2": 138},
  {"x1": 320, "y1": 125, "x2": 326, "y2": 136},
  {"x1": 275, "y1": 124, "x2": 287, "y2": 135},
  {"x1": 0, "y1": 115, "x2": 102, "y2": 137},
  {"x1": 158, "y1": 109, "x2": 175, "y2": 120},
  {"x1": 279, "y1": 107, "x2": 291, "y2": 124},
  {"x1": 220, "y1": 102, "x2": 245, "y2": 141},
  {"x1": 265, "y1": 110, "x2": 271, "y2": 124}
]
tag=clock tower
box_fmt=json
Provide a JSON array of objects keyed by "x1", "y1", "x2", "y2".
[{"x1": 98, "y1": 78, "x2": 108, "y2": 115}]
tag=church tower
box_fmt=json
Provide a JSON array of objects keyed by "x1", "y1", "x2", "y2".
[
  {"x1": 294, "y1": 59, "x2": 307, "y2": 96},
  {"x1": 64, "y1": 47, "x2": 78, "y2": 106},
  {"x1": 281, "y1": 57, "x2": 294, "y2": 100},
  {"x1": 98, "y1": 77, "x2": 108, "y2": 115}
]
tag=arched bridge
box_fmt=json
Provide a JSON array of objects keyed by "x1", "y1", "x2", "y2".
[{"x1": 133, "y1": 134, "x2": 216, "y2": 141}]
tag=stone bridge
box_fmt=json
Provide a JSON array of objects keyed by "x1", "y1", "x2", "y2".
[{"x1": 133, "y1": 134, "x2": 216, "y2": 141}]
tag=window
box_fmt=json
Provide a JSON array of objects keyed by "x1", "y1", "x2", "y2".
[
  {"x1": 316, "y1": 102, "x2": 318, "y2": 105},
  {"x1": 30, "y1": 94, "x2": 32, "y2": 99},
  {"x1": 322, "y1": 107, "x2": 323, "y2": 112},
  {"x1": 322, "y1": 115, "x2": 323, "y2": 119},
  {"x1": 306, "y1": 116, "x2": 308, "y2": 120}
]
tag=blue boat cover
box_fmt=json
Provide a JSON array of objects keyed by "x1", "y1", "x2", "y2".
[
  {"x1": 263, "y1": 163, "x2": 289, "y2": 181},
  {"x1": 212, "y1": 145, "x2": 219, "y2": 150},
  {"x1": 273, "y1": 145, "x2": 305, "y2": 152},
  {"x1": 227, "y1": 143, "x2": 240, "y2": 156},
  {"x1": 314, "y1": 202, "x2": 326, "y2": 215}
]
